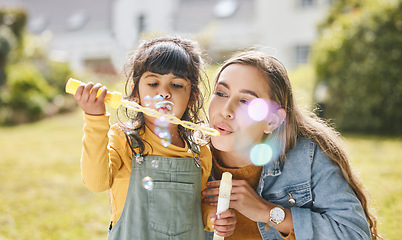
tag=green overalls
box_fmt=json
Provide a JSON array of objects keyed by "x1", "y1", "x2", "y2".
[{"x1": 107, "y1": 136, "x2": 205, "y2": 240}]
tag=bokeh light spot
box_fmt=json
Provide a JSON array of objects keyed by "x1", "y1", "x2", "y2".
[
  {"x1": 142, "y1": 176, "x2": 153, "y2": 191},
  {"x1": 250, "y1": 143, "x2": 272, "y2": 166},
  {"x1": 248, "y1": 98, "x2": 269, "y2": 121}
]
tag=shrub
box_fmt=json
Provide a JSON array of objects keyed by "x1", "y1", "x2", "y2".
[
  {"x1": 311, "y1": 0, "x2": 402, "y2": 134},
  {"x1": 0, "y1": 62, "x2": 57, "y2": 124}
]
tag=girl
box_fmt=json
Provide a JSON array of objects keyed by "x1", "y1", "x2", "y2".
[
  {"x1": 73, "y1": 36, "x2": 235, "y2": 239},
  {"x1": 203, "y1": 50, "x2": 380, "y2": 239}
]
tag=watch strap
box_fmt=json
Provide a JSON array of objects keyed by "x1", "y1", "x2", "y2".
[{"x1": 264, "y1": 220, "x2": 276, "y2": 231}]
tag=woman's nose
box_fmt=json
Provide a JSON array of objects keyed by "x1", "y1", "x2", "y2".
[{"x1": 221, "y1": 101, "x2": 235, "y2": 119}]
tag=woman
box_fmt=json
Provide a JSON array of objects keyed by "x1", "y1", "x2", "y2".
[{"x1": 203, "y1": 50, "x2": 380, "y2": 239}]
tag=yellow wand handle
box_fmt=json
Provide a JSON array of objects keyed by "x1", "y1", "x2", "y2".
[{"x1": 65, "y1": 78, "x2": 123, "y2": 109}]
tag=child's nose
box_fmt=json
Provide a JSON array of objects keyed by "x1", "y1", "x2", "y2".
[{"x1": 158, "y1": 86, "x2": 171, "y2": 99}]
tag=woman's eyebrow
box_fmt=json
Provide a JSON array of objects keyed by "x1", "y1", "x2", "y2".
[
  {"x1": 217, "y1": 81, "x2": 229, "y2": 89},
  {"x1": 217, "y1": 81, "x2": 259, "y2": 98},
  {"x1": 240, "y1": 89, "x2": 259, "y2": 98}
]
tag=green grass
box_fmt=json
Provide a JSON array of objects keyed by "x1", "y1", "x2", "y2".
[
  {"x1": 0, "y1": 66, "x2": 401, "y2": 239},
  {"x1": 0, "y1": 110, "x2": 110, "y2": 240},
  {"x1": 1, "y1": 111, "x2": 400, "y2": 239},
  {"x1": 344, "y1": 135, "x2": 402, "y2": 240}
]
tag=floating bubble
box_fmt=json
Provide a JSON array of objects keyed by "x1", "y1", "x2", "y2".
[
  {"x1": 119, "y1": 99, "x2": 220, "y2": 136},
  {"x1": 250, "y1": 143, "x2": 273, "y2": 166},
  {"x1": 143, "y1": 95, "x2": 152, "y2": 107},
  {"x1": 151, "y1": 160, "x2": 159, "y2": 168},
  {"x1": 155, "y1": 126, "x2": 163, "y2": 137},
  {"x1": 142, "y1": 176, "x2": 153, "y2": 191},
  {"x1": 160, "y1": 131, "x2": 172, "y2": 147},
  {"x1": 125, "y1": 120, "x2": 137, "y2": 129},
  {"x1": 248, "y1": 98, "x2": 269, "y2": 122},
  {"x1": 153, "y1": 95, "x2": 163, "y2": 107},
  {"x1": 155, "y1": 117, "x2": 169, "y2": 128}
]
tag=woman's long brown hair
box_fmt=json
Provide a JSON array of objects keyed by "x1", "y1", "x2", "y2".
[{"x1": 213, "y1": 50, "x2": 380, "y2": 239}]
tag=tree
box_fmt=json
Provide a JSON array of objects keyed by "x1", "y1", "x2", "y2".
[
  {"x1": 0, "y1": 7, "x2": 76, "y2": 125},
  {"x1": 0, "y1": 8, "x2": 26, "y2": 86},
  {"x1": 311, "y1": 0, "x2": 402, "y2": 134}
]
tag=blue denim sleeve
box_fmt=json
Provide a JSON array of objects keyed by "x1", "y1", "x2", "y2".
[{"x1": 291, "y1": 144, "x2": 371, "y2": 240}]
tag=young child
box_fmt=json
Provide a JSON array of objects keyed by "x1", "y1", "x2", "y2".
[{"x1": 73, "y1": 36, "x2": 236, "y2": 239}]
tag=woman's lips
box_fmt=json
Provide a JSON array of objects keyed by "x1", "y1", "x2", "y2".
[{"x1": 214, "y1": 122, "x2": 233, "y2": 135}]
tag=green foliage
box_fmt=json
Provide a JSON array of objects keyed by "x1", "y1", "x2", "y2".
[
  {"x1": 46, "y1": 61, "x2": 74, "y2": 92},
  {"x1": 311, "y1": 0, "x2": 402, "y2": 134},
  {"x1": 0, "y1": 7, "x2": 27, "y2": 42},
  {"x1": 0, "y1": 7, "x2": 77, "y2": 125},
  {"x1": 0, "y1": 62, "x2": 56, "y2": 124}
]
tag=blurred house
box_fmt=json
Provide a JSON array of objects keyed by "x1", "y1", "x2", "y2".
[{"x1": 0, "y1": 0, "x2": 333, "y2": 74}]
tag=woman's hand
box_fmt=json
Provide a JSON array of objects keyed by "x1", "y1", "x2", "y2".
[
  {"x1": 73, "y1": 82, "x2": 107, "y2": 115},
  {"x1": 210, "y1": 208, "x2": 237, "y2": 237},
  {"x1": 203, "y1": 179, "x2": 293, "y2": 235},
  {"x1": 203, "y1": 179, "x2": 272, "y2": 223}
]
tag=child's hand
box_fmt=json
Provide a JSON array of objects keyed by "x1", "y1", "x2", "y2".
[
  {"x1": 210, "y1": 208, "x2": 237, "y2": 237},
  {"x1": 73, "y1": 82, "x2": 107, "y2": 115}
]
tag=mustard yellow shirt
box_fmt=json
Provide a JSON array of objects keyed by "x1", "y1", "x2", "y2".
[
  {"x1": 80, "y1": 113, "x2": 214, "y2": 229},
  {"x1": 212, "y1": 156, "x2": 296, "y2": 240}
]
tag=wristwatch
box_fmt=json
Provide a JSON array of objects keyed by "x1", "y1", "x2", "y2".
[{"x1": 264, "y1": 205, "x2": 286, "y2": 231}]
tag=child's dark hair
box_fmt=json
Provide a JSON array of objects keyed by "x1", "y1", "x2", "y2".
[{"x1": 118, "y1": 36, "x2": 209, "y2": 153}]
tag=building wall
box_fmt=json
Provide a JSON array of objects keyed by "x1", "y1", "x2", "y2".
[
  {"x1": 255, "y1": 0, "x2": 331, "y2": 69},
  {"x1": 0, "y1": 0, "x2": 333, "y2": 73}
]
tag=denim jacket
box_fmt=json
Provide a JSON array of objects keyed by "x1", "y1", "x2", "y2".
[
  {"x1": 256, "y1": 137, "x2": 371, "y2": 240},
  {"x1": 205, "y1": 137, "x2": 371, "y2": 240}
]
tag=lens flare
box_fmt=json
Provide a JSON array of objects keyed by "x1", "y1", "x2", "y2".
[
  {"x1": 250, "y1": 143, "x2": 273, "y2": 166},
  {"x1": 248, "y1": 98, "x2": 269, "y2": 122}
]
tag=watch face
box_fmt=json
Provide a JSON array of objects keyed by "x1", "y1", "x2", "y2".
[{"x1": 271, "y1": 207, "x2": 285, "y2": 223}]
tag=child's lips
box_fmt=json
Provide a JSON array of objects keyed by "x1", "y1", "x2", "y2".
[{"x1": 155, "y1": 101, "x2": 174, "y2": 113}]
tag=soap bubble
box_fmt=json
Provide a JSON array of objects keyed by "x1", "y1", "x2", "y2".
[
  {"x1": 142, "y1": 176, "x2": 153, "y2": 191},
  {"x1": 143, "y1": 95, "x2": 152, "y2": 107},
  {"x1": 155, "y1": 117, "x2": 169, "y2": 128},
  {"x1": 151, "y1": 160, "x2": 159, "y2": 168},
  {"x1": 248, "y1": 98, "x2": 269, "y2": 122},
  {"x1": 250, "y1": 143, "x2": 273, "y2": 166},
  {"x1": 153, "y1": 95, "x2": 163, "y2": 107},
  {"x1": 160, "y1": 131, "x2": 172, "y2": 147},
  {"x1": 155, "y1": 126, "x2": 163, "y2": 137}
]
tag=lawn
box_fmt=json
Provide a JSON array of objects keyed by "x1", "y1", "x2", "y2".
[
  {"x1": 1, "y1": 110, "x2": 400, "y2": 239},
  {"x1": 0, "y1": 67, "x2": 401, "y2": 239},
  {"x1": 0, "y1": 110, "x2": 109, "y2": 240}
]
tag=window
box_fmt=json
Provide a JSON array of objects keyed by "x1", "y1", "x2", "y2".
[
  {"x1": 294, "y1": 45, "x2": 310, "y2": 64},
  {"x1": 298, "y1": 0, "x2": 316, "y2": 8},
  {"x1": 137, "y1": 14, "x2": 145, "y2": 35},
  {"x1": 67, "y1": 10, "x2": 89, "y2": 31}
]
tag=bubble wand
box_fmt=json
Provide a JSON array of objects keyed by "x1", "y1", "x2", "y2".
[
  {"x1": 213, "y1": 172, "x2": 233, "y2": 240},
  {"x1": 65, "y1": 78, "x2": 220, "y2": 136}
]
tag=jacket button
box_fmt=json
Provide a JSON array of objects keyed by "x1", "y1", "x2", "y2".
[{"x1": 288, "y1": 198, "x2": 296, "y2": 206}]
